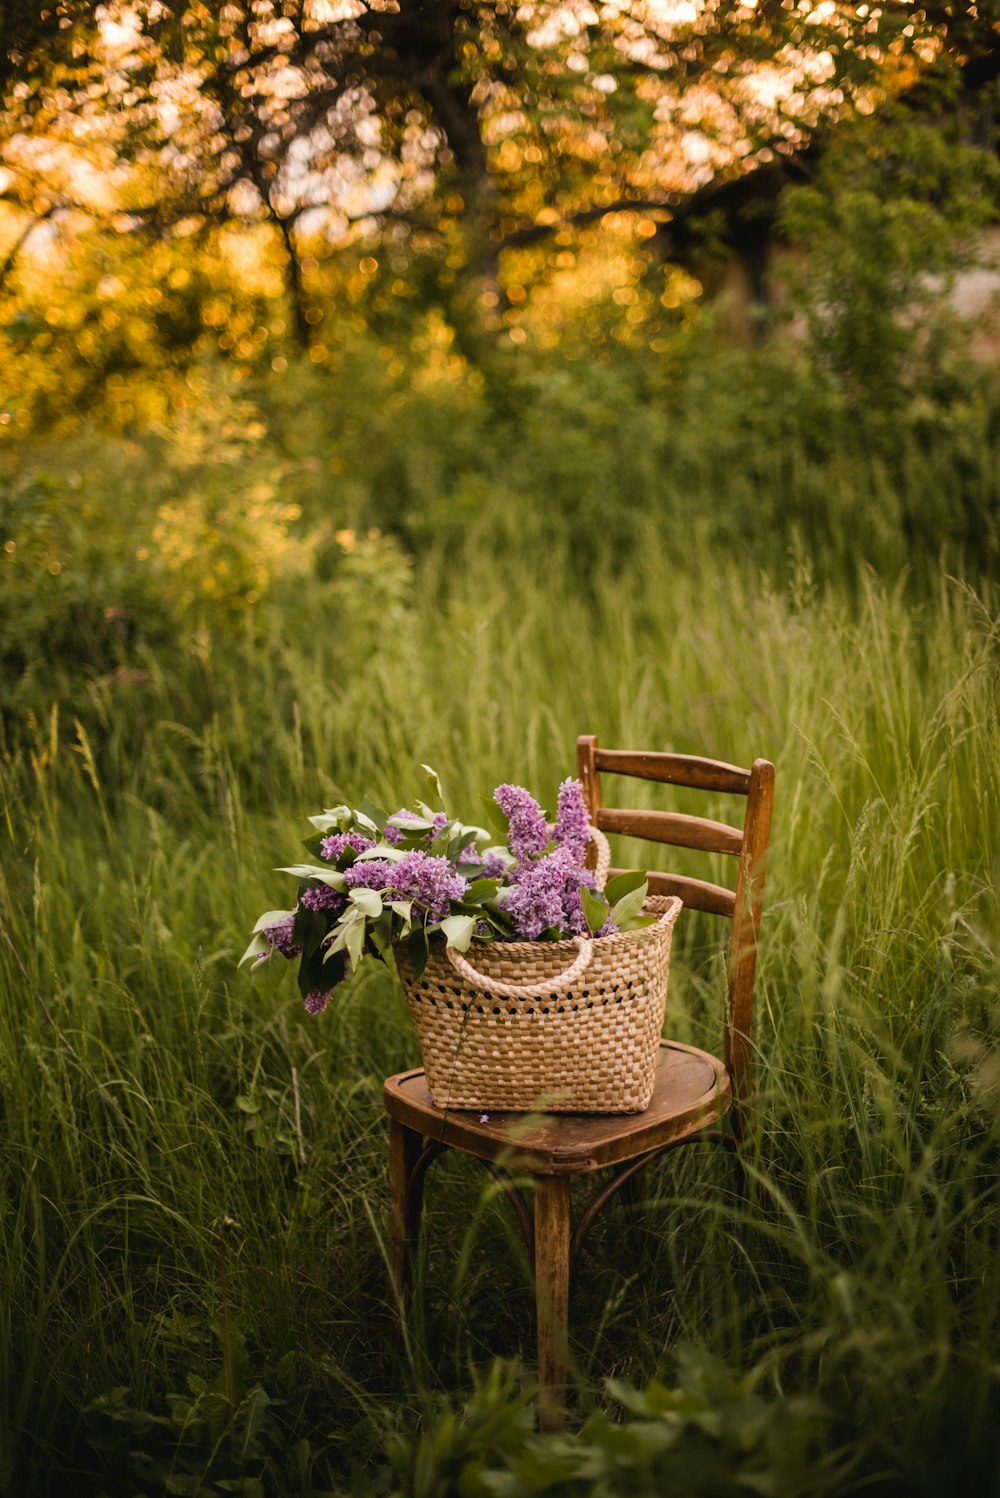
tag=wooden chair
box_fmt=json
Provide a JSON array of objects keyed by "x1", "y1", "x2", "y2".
[{"x1": 383, "y1": 736, "x2": 775, "y2": 1428}]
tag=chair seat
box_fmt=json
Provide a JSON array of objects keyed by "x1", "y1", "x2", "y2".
[{"x1": 383, "y1": 1040, "x2": 732, "y2": 1176}]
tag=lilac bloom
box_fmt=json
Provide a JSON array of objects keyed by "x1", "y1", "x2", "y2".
[
  {"x1": 320, "y1": 830, "x2": 375, "y2": 863},
  {"x1": 554, "y1": 777, "x2": 590, "y2": 861},
  {"x1": 343, "y1": 859, "x2": 395, "y2": 891},
  {"x1": 304, "y1": 989, "x2": 332, "y2": 1016},
  {"x1": 501, "y1": 845, "x2": 578, "y2": 939},
  {"x1": 560, "y1": 881, "x2": 590, "y2": 937},
  {"x1": 392, "y1": 850, "x2": 468, "y2": 921},
  {"x1": 300, "y1": 884, "x2": 344, "y2": 914},
  {"x1": 494, "y1": 783, "x2": 550, "y2": 861},
  {"x1": 342, "y1": 850, "x2": 467, "y2": 922},
  {"x1": 262, "y1": 914, "x2": 301, "y2": 958},
  {"x1": 480, "y1": 851, "x2": 507, "y2": 880}
]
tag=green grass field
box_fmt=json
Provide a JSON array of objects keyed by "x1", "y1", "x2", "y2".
[{"x1": 1, "y1": 353, "x2": 999, "y2": 1494}]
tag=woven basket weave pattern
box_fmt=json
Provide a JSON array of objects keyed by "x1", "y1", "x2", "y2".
[{"x1": 396, "y1": 894, "x2": 682, "y2": 1114}]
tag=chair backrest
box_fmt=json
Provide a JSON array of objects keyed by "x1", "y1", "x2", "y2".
[{"x1": 577, "y1": 736, "x2": 775, "y2": 1108}]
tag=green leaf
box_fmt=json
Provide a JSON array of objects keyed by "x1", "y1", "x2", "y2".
[
  {"x1": 482, "y1": 899, "x2": 514, "y2": 934},
  {"x1": 344, "y1": 914, "x2": 365, "y2": 971},
  {"x1": 407, "y1": 925, "x2": 429, "y2": 981},
  {"x1": 314, "y1": 948, "x2": 345, "y2": 993},
  {"x1": 276, "y1": 863, "x2": 345, "y2": 888},
  {"x1": 326, "y1": 909, "x2": 361, "y2": 954},
  {"x1": 582, "y1": 887, "x2": 611, "y2": 936},
  {"x1": 307, "y1": 805, "x2": 351, "y2": 832},
  {"x1": 238, "y1": 934, "x2": 270, "y2": 969},
  {"x1": 610, "y1": 883, "x2": 650, "y2": 928},
  {"x1": 251, "y1": 908, "x2": 297, "y2": 935},
  {"x1": 438, "y1": 914, "x2": 476, "y2": 952},
  {"x1": 358, "y1": 796, "x2": 388, "y2": 831},
  {"x1": 293, "y1": 905, "x2": 329, "y2": 959},
  {"x1": 420, "y1": 764, "x2": 444, "y2": 808},
  {"x1": 357, "y1": 844, "x2": 406, "y2": 863},
  {"x1": 369, "y1": 910, "x2": 393, "y2": 955},
  {"x1": 443, "y1": 823, "x2": 482, "y2": 863},
  {"x1": 349, "y1": 887, "x2": 383, "y2": 918},
  {"x1": 389, "y1": 899, "x2": 413, "y2": 926},
  {"x1": 480, "y1": 795, "x2": 510, "y2": 836},
  {"x1": 464, "y1": 878, "x2": 501, "y2": 905},
  {"x1": 603, "y1": 869, "x2": 647, "y2": 905},
  {"x1": 386, "y1": 813, "x2": 436, "y2": 842},
  {"x1": 296, "y1": 946, "x2": 328, "y2": 1000}
]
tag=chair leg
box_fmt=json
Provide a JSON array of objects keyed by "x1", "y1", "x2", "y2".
[
  {"x1": 534, "y1": 1174, "x2": 571, "y2": 1432},
  {"x1": 726, "y1": 1101, "x2": 759, "y2": 1211},
  {"x1": 388, "y1": 1118, "x2": 424, "y2": 1311}
]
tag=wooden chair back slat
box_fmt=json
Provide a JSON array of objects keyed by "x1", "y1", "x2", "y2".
[
  {"x1": 611, "y1": 868, "x2": 737, "y2": 918},
  {"x1": 596, "y1": 806, "x2": 743, "y2": 857},
  {"x1": 593, "y1": 748, "x2": 751, "y2": 795},
  {"x1": 577, "y1": 735, "x2": 774, "y2": 1119}
]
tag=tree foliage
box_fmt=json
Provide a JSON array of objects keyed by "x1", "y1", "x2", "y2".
[{"x1": 2, "y1": 0, "x2": 997, "y2": 345}]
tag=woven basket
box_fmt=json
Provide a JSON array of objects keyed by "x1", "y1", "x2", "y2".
[{"x1": 396, "y1": 884, "x2": 683, "y2": 1115}]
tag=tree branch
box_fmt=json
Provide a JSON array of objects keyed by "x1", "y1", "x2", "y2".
[
  {"x1": 496, "y1": 195, "x2": 671, "y2": 253},
  {"x1": 0, "y1": 201, "x2": 57, "y2": 290}
]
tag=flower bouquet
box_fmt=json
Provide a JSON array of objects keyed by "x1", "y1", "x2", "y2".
[{"x1": 243, "y1": 769, "x2": 681, "y2": 1113}]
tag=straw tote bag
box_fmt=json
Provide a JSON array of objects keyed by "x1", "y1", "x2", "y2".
[{"x1": 395, "y1": 829, "x2": 682, "y2": 1113}]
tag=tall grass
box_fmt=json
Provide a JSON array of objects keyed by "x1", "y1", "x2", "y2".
[{"x1": 0, "y1": 520, "x2": 998, "y2": 1493}]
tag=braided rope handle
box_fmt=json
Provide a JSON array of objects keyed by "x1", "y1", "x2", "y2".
[
  {"x1": 442, "y1": 825, "x2": 610, "y2": 999},
  {"x1": 589, "y1": 824, "x2": 610, "y2": 890},
  {"x1": 445, "y1": 934, "x2": 593, "y2": 999}
]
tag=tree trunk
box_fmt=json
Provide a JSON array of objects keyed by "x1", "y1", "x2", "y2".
[{"x1": 273, "y1": 210, "x2": 311, "y2": 351}]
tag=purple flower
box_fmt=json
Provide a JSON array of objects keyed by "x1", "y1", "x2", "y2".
[
  {"x1": 304, "y1": 989, "x2": 331, "y2": 1016},
  {"x1": 343, "y1": 859, "x2": 395, "y2": 891},
  {"x1": 392, "y1": 850, "x2": 467, "y2": 921},
  {"x1": 554, "y1": 778, "x2": 590, "y2": 861},
  {"x1": 341, "y1": 851, "x2": 467, "y2": 921},
  {"x1": 560, "y1": 881, "x2": 590, "y2": 937},
  {"x1": 320, "y1": 831, "x2": 375, "y2": 863},
  {"x1": 301, "y1": 884, "x2": 344, "y2": 914},
  {"x1": 480, "y1": 851, "x2": 507, "y2": 880},
  {"x1": 494, "y1": 784, "x2": 550, "y2": 861},
  {"x1": 262, "y1": 914, "x2": 301, "y2": 958},
  {"x1": 500, "y1": 846, "x2": 578, "y2": 939}
]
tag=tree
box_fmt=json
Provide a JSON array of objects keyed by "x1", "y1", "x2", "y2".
[{"x1": 0, "y1": 1, "x2": 997, "y2": 347}]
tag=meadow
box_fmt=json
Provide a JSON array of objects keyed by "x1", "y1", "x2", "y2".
[{"x1": 1, "y1": 337, "x2": 999, "y2": 1496}]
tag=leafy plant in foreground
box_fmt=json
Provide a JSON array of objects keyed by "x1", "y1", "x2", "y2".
[{"x1": 381, "y1": 1348, "x2": 849, "y2": 1498}]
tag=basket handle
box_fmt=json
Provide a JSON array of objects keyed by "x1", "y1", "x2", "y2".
[
  {"x1": 441, "y1": 824, "x2": 608, "y2": 999},
  {"x1": 589, "y1": 824, "x2": 610, "y2": 889},
  {"x1": 445, "y1": 935, "x2": 593, "y2": 1000}
]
